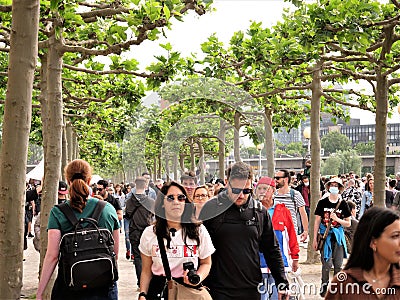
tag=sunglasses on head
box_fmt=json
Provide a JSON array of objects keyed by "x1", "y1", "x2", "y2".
[
  {"x1": 166, "y1": 194, "x2": 187, "y2": 202},
  {"x1": 229, "y1": 182, "x2": 252, "y2": 195}
]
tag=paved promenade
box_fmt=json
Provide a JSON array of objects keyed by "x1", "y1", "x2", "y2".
[{"x1": 20, "y1": 233, "x2": 325, "y2": 300}]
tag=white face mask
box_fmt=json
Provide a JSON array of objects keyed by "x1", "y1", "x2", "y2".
[
  {"x1": 329, "y1": 186, "x2": 339, "y2": 195},
  {"x1": 304, "y1": 182, "x2": 309, "y2": 186}
]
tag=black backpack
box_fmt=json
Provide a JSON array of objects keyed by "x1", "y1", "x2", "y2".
[{"x1": 56, "y1": 201, "x2": 118, "y2": 291}]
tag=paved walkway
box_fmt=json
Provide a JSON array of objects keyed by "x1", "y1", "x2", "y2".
[{"x1": 21, "y1": 233, "x2": 326, "y2": 299}]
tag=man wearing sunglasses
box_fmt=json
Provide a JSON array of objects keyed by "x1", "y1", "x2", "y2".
[
  {"x1": 274, "y1": 170, "x2": 309, "y2": 244},
  {"x1": 96, "y1": 179, "x2": 123, "y2": 221},
  {"x1": 199, "y1": 162, "x2": 289, "y2": 300}
]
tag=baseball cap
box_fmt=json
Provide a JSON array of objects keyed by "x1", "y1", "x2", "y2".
[
  {"x1": 58, "y1": 181, "x2": 68, "y2": 194},
  {"x1": 257, "y1": 176, "x2": 276, "y2": 188}
]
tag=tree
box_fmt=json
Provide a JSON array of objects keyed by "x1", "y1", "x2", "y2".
[
  {"x1": 355, "y1": 142, "x2": 375, "y2": 155},
  {"x1": 321, "y1": 131, "x2": 352, "y2": 155},
  {"x1": 321, "y1": 150, "x2": 362, "y2": 176},
  {"x1": 0, "y1": 0, "x2": 39, "y2": 298}
]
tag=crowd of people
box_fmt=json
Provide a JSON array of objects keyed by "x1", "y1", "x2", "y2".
[{"x1": 26, "y1": 158, "x2": 400, "y2": 299}]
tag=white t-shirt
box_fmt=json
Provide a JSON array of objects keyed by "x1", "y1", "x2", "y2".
[{"x1": 139, "y1": 224, "x2": 215, "y2": 278}]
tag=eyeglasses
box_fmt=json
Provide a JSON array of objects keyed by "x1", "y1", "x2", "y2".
[
  {"x1": 229, "y1": 182, "x2": 252, "y2": 195},
  {"x1": 274, "y1": 176, "x2": 285, "y2": 180},
  {"x1": 194, "y1": 194, "x2": 208, "y2": 199},
  {"x1": 166, "y1": 194, "x2": 187, "y2": 202}
]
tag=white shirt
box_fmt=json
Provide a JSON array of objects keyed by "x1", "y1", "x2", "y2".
[{"x1": 139, "y1": 224, "x2": 215, "y2": 278}]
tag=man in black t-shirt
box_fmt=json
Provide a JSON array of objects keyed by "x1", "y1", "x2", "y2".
[{"x1": 96, "y1": 179, "x2": 123, "y2": 220}]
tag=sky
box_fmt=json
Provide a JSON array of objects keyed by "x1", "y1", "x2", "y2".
[{"x1": 136, "y1": 0, "x2": 400, "y2": 125}]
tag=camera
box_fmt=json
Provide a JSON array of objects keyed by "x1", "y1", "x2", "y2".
[{"x1": 182, "y1": 262, "x2": 200, "y2": 285}]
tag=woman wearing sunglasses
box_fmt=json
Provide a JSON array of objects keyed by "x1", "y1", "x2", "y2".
[{"x1": 138, "y1": 181, "x2": 215, "y2": 300}]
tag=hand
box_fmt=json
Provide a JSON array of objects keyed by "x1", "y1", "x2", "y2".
[
  {"x1": 36, "y1": 185, "x2": 42, "y2": 194},
  {"x1": 299, "y1": 231, "x2": 308, "y2": 242},
  {"x1": 183, "y1": 269, "x2": 199, "y2": 286},
  {"x1": 93, "y1": 194, "x2": 103, "y2": 200},
  {"x1": 330, "y1": 212, "x2": 339, "y2": 222},
  {"x1": 312, "y1": 239, "x2": 318, "y2": 251},
  {"x1": 278, "y1": 290, "x2": 289, "y2": 300},
  {"x1": 292, "y1": 260, "x2": 299, "y2": 273}
]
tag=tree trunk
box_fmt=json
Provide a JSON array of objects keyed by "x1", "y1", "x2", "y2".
[
  {"x1": 306, "y1": 61, "x2": 323, "y2": 264},
  {"x1": 264, "y1": 107, "x2": 275, "y2": 177},
  {"x1": 179, "y1": 153, "x2": 185, "y2": 172},
  {"x1": 234, "y1": 111, "x2": 241, "y2": 162},
  {"x1": 66, "y1": 121, "x2": 73, "y2": 162},
  {"x1": 173, "y1": 154, "x2": 178, "y2": 182},
  {"x1": 39, "y1": 34, "x2": 65, "y2": 298},
  {"x1": 157, "y1": 153, "x2": 162, "y2": 180},
  {"x1": 190, "y1": 138, "x2": 195, "y2": 171},
  {"x1": 218, "y1": 119, "x2": 226, "y2": 180},
  {"x1": 198, "y1": 140, "x2": 205, "y2": 185},
  {"x1": 73, "y1": 131, "x2": 79, "y2": 159},
  {"x1": 61, "y1": 120, "x2": 68, "y2": 180},
  {"x1": 374, "y1": 73, "x2": 388, "y2": 207},
  {"x1": 0, "y1": 1, "x2": 39, "y2": 298}
]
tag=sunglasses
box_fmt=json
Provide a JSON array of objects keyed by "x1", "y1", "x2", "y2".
[
  {"x1": 166, "y1": 194, "x2": 187, "y2": 202},
  {"x1": 274, "y1": 176, "x2": 285, "y2": 180},
  {"x1": 229, "y1": 182, "x2": 252, "y2": 195},
  {"x1": 97, "y1": 188, "x2": 104, "y2": 191}
]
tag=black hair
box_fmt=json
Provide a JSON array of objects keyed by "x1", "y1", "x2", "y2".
[
  {"x1": 345, "y1": 207, "x2": 400, "y2": 271},
  {"x1": 97, "y1": 179, "x2": 109, "y2": 188},
  {"x1": 153, "y1": 181, "x2": 200, "y2": 247},
  {"x1": 278, "y1": 169, "x2": 291, "y2": 183},
  {"x1": 365, "y1": 178, "x2": 374, "y2": 192}
]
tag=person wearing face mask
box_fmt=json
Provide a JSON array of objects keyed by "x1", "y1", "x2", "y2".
[{"x1": 313, "y1": 177, "x2": 351, "y2": 297}]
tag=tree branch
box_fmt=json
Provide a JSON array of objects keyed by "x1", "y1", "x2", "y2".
[{"x1": 63, "y1": 63, "x2": 163, "y2": 78}]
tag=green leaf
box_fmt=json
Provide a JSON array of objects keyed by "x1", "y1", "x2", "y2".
[{"x1": 163, "y1": 5, "x2": 171, "y2": 20}]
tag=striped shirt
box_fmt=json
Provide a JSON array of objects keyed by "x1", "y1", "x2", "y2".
[{"x1": 274, "y1": 189, "x2": 305, "y2": 233}]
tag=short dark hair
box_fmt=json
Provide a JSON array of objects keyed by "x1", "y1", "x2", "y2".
[
  {"x1": 278, "y1": 169, "x2": 291, "y2": 184},
  {"x1": 180, "y1": 171, "x2": 196, "y2": 182},
  {"x1": 142, "y1": 171, "x2": 150, "y2": 176},
  {"x1": 227, "y1": 162, "x2": 253, "y2": 181},
  {"x1": 345, "y1": 207, "x2": 400, "y2": 271},
  {"x1": 347, "y1": 200, "x2": 356, "y2": 210},
  {"x1": 97, "y1": 179, "x2": 108, "y2": 188}
]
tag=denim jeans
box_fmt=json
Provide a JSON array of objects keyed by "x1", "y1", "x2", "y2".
[
  {"x1": 123, "y1": 217, "x2": 131, "y2": 252},
  {"x1": 108, "y1": 281, "x2": 118, "y2": 300}
]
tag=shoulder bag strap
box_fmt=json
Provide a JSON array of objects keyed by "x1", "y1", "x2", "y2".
[
  {"x1": 323, "y1": 200, "x2": 342, "y2": 238},
  {"x1": 56, "y1": 202, "x2": 79, "y2": 226},
  {"x1": 157, "y1": 234, "x2": 172, "y2": 281}
]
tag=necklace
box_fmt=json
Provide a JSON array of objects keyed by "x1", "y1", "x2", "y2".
[{"x1": 365, "y1": 271, "x2": 389, "y2": 283}]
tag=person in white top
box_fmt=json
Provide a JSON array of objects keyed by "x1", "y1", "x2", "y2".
[{"x1": 138, "y1": 181, "x2": 215, "y2": 300}]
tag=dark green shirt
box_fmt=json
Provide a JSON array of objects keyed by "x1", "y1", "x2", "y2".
[{"x1": 48, "y1": 198, "x2": 120, "y2": 234}]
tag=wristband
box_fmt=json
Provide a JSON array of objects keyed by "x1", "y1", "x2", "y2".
[{"x1": 138, "y1": 292, "x2": 147, "y2": 299}]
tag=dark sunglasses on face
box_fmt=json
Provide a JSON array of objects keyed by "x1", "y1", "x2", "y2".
[
  {"x1": 166, "y1": 194, "x2": 187, "y2": 202},
  {"x1": 274, "y1": 176, "x2": 285, "y2": 180},
  {"x1": 97, "y1": 188, "x2": 104, "y2": 191},
  {"x1": 229, "y1": 182, "x2": 252, "y2": 195}
]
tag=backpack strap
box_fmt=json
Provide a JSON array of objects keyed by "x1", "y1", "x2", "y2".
[
  {"x1": 56, "y1": 200, "x2": 106, "y2": 226},
  {"x1": 290, "y1": 189, "x2": 297, "y2": 212},
  {"x1": 57, "y1": 202, "x2": 79, "y2": 226},
  {"x1": 91, "y1": 200, "x2": 106, "y2": 222}
]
